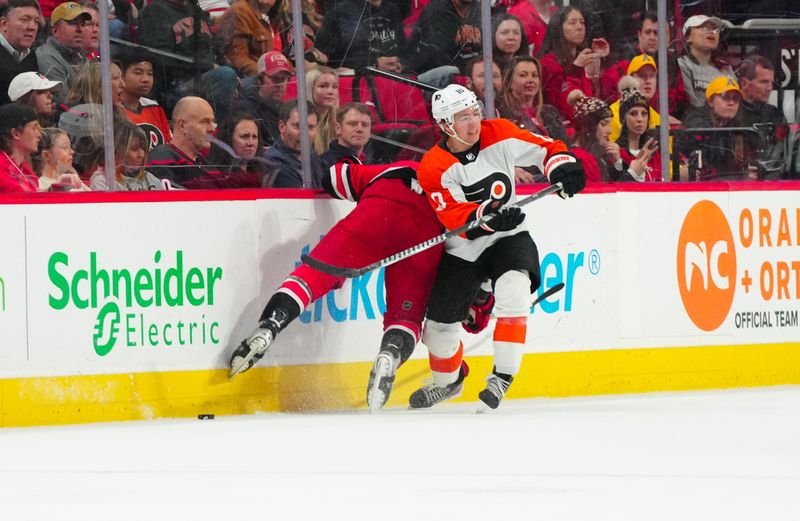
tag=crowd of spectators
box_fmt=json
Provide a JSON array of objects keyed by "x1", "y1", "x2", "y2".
[{"x1": 0, "y1": 0, "x2": 796, "y2": 193}]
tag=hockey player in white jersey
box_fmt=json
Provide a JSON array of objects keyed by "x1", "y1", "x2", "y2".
[{"x1": 412, "y1": 84, "x2": 585, "y2": 410}]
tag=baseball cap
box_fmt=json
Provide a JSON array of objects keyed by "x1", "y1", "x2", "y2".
[
  {"x1": 705, "y1": 76, "x2": 742, "y2": 100},
  {"x1": 627, "y1": 54, "x2": 657, "y2": 75},
  {"x1": 58, "y1": 104, "x2": 104, "y2": 139},
  {"x1": 0, "y1": 103, "x2": 38, "y2": 136},
  {"x1": 257, "y1": 51, "x2": 292, "y2": 76},
  {"x1": 50, "y1": 2, "x2": 91, "y2": 25},
  {"x1": 683, "y1": 15, "x2": 724, "y2": 37},
  {"x1": 8, "y1": 72, "x2": 62, "y2": 102}
]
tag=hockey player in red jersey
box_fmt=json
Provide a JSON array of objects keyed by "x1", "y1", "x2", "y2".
[
  {"x1": 411, "y1": 84, "x2": 586, "y2": 410},
  {"x1": 229, "y1": 160, "x2": 445, "y2": 411}
]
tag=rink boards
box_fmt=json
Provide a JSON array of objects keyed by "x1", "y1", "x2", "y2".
[{"x1": 0, "y1": 184, "x2": 799, "y2": 427}]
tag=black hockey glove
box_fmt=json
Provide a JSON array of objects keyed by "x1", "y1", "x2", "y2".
[
  {"x1": 547, "y1": 153, "x2": 586, "y2": 198},
  {"x1": 465, "y1": 201, "x2": 525, "y2": 239}
]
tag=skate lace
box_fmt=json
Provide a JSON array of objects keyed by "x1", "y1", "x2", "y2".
[
  {"x1": 418, "y1": 381, "x2": 454, "y2": 403},
  {"x1": 484, "y1": 375, "x2": 510, "y2": 400}
]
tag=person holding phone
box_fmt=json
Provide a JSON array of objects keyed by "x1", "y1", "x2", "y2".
[
  {"x1": 538, "y1": 6, "x2": 609, "y2": 122},
  {"x1": 614, "y1": 86, "x2": 661, "y2": 182}
]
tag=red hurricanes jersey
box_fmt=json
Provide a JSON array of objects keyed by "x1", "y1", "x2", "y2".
[
  {"x1": 325, "y1": 160, "x2": 421, "y2": 202},
  {"x1": 125, "y1": 98, "x2": 173, "y2": 149},
  {"x1": 416, "y1": 118, "x2": 567, "y2": 261}
]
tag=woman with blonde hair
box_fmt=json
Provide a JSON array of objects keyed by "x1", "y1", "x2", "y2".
[
  {"x1": 64, "y1": 61, "x2": 127, "y2": 113},
  {"x1": 305, "y1": 66, "x2": 338, "y2": 155},
  {"x1": 90, "y1": 120, "x2": 165, "y2": 191},
  {"x1": 33, "y1": 127, "x2": 90, "y2": 191}
]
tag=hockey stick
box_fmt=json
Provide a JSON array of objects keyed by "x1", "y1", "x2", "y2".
[{"x1": 301, "y1": 182, "x2": 563, "y2": 278}]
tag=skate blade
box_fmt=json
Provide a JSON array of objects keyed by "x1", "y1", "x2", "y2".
[
  {"x1": 366, "y1": 355, "x2": 392, "y2": 412},
  {"x1": 229, "y1": 349, "x2": 258, "y2": 379}
]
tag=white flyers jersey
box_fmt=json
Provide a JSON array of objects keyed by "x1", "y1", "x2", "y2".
[{"x1": 416, "y1": 118, "x2": 568, "y2": 261}]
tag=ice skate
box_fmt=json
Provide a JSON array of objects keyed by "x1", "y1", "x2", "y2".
[
  {"x1": 228, "y1": 323, "x2": 275, "y2": 377},
  {"x1": 366, "y1": 349, "x2": 400, "y2": 412},
  {"x1": 477, "y1": 372, "x2": 513, "y2": 411},
  {"x1": 409, "y1": 361, "x2": 469, "y2": 409},
  {"x1": 366, "y1": 329, "x2": 414, "y2": 412},
  {"x1": 229, "y1": 307, "x2": 290, "y2": 377}
]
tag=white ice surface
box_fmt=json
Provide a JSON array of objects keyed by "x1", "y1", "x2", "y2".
[{"x1": 1, "y1": 387, "x2": 799, "y2": 521}]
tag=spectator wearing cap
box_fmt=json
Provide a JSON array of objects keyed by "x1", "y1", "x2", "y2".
[
  {"x1": 215, "y1": 0, "x2": 280, "y2": 77},
  {"x1": 682, "y1": 76, "x2": 749, "y2": 181},
  {"x1": 614, "y1": 86, "x2": 661, "y2": 182},
  {"x1": 119, "y1": 52, "x2": 172, "y2": 149},
  {"x1": 8, "y1": 71, "x2": 61, "y2": 126},
  {"x1": 36, "y1": 1, "x2": 90, "y2": 103},
  {"x1": 0, "y1": 103, "x2": 40, "y2": 192},
  {"x1": 234, "y1": 50, "x2": 293, "y2": 146},
  {"x1": 316, "y1": 0, "x2": 406, "y2": 72},
  {"x1": 508, "y1": 0, "x2": 556, "y2": 56},
  {"x1": 568, "y1": 93, "x2": 631, "y2": 183},
  {"x1": 598, "y1": 11, "x2": 689, "y2": 116},
  {"x1": 677, "y1": 15, "x2": 735, "y2": 110},
  {"x1": 608, "y1": 56, "x2": 662, "y2": 142},
  {"x1": 0, "y1": 0, "x2": 42, "y2": 105},
  {"x1": 264, "y1": 98, "x2": 324, "y2": 188},
  {"x1": 320, "y1": 102, "x2": 372, "y2": 169},
  {"x1": 147, "y1": 96, "x2": 238, "y2": 189},
  {"x1": 139, "y1": 0, "x2": 238, "y2": 118},
  {"x1": 736, "y1": 56, "x2": 786, "y2": 179}
]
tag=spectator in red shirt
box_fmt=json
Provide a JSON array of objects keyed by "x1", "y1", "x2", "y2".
[
  {"x1": 507, "y1": 0, "x2": 555, "y2": 56},
  {"x1": 615, "y1": 86, "x2": 661, "y2": 182},
  {"x1": 569, "y1": 93, "x2": 629, "y2": 183},
  {"x1": 0, "y1": 103, "x2": 40, "y2": 192},
  {"x1": 538, "y1": 6, "x2": 606, "y2": 121}
]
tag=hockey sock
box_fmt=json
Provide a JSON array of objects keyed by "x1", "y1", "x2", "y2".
[
  {"x1": 492, "y1": 317, "x2": 527, "y2": 376},
  {"x1": 259, "y1": 290, "x2": 302, "y2": 330},
  {"x1": 429, "y1": 341, "x2": 464, "y2": 387},
  {"x1": 380, "y1": 328, "x2": 415, "y2": 365}
]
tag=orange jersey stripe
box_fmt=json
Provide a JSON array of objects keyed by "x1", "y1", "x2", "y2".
[
  {"x1": 493, "y1": 317, "x2": 527, "y2": 344},
  {"x1": 429, "y1": 342, "x2": 464, "y2": 373}
]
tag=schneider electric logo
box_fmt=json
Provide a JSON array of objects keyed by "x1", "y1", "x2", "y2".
[
  {"x1": 48, "y1": 251, "x2": 224, "y2": 356},
  {"x1": 677, "y1": 200, "x2": 737, "y2": 331}
]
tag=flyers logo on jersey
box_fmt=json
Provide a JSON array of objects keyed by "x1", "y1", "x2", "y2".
[
  {"x1": 461, "y1": 172, "x2": 511, "y2": 205},
  {"x1": 676, "y1": 200, "x2": 737, "y2": 331}
]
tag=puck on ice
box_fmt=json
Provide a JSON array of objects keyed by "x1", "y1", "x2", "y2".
[{"x1": 198, "y1": 414, "x2": 215, "y2": 420}]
